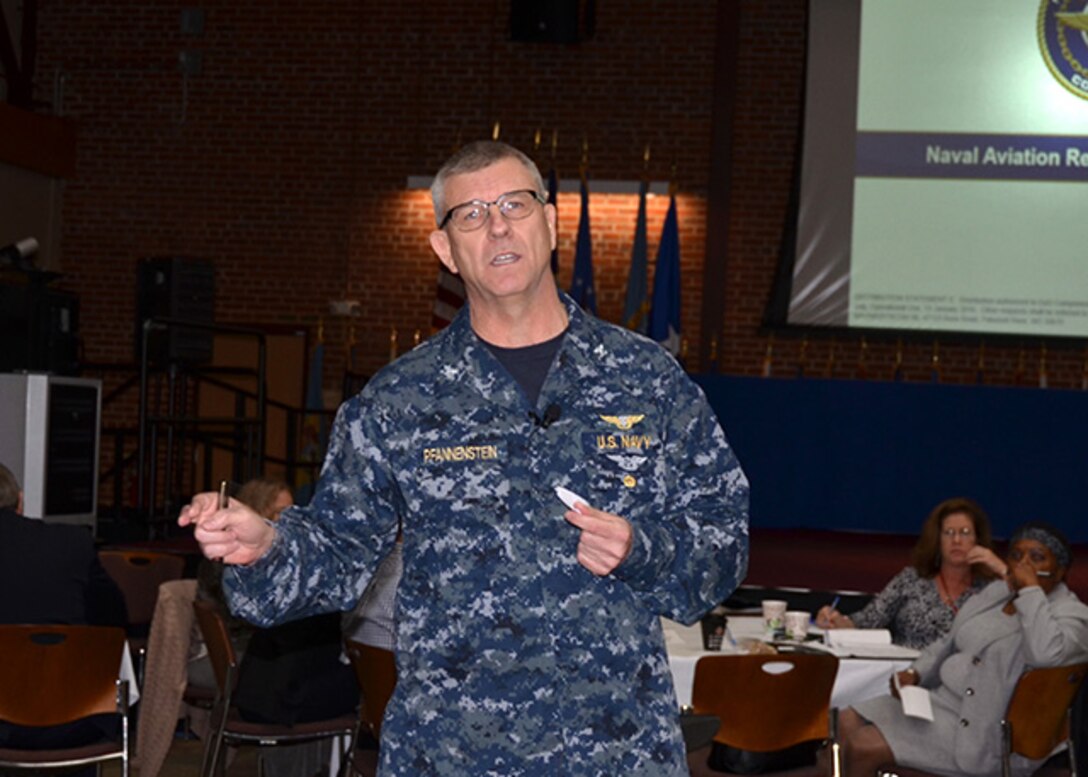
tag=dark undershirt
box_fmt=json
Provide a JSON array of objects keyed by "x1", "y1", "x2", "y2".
[{"x1": 482, "y1": 329, "x2": 567, "y2": 408}]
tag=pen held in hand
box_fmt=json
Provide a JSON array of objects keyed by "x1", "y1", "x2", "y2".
[{"x1": 218, "y1": 480, "x2": 230, "y2": 509}]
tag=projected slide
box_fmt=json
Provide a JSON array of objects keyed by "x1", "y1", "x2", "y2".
[{"x1": 791, "y1": 0, "x2": 1088, "y2": 338}]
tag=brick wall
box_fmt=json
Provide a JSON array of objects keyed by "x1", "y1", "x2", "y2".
[{"x1": 33, "y1": 0, "x2": 1086, "y2": 416}]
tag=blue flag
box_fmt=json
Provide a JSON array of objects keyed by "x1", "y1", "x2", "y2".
[
  {"x1": 547, "y1": 168, "x2": 560, "y2": 276},
  {"x1": 622, "y1": 181, "x2": 650, "y2": 334},
  {"x1": 649, "y1": 194, "x2": 681, "y2": 355},
  {"x1": 569, "y1": 179, "x2": 597, "y2": 315}
]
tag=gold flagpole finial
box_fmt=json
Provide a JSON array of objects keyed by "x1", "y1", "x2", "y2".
[
  {"x1": 533, "y1": 128, "x2": 542, "y2": 152},
  {"x1": 551, "y1": 129, "x2": 559, "y2": 160},
  {"x1": 491, "y1": 121, "x2": 501, "y2": 141},
  {"x1": 389, "y1": 327, "x2": 398, "y2": 363},
  {"x1": 413, "y1": 329, "x2": 422, "y2": 347}
]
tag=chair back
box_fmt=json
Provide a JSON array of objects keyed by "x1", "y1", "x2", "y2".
[
  {"x1": 1004, "y1": 662, "x2": 1088, "y2": 761},
  {"x1": 691, "y1": 652, "x2": 839, "y2": 752},
  {"x1": 192, "y1": 598, "x2": 239, "y2": 698},
  {"x1": 344, "y1": 640, "x2": 397, "y2": 739},
  {"x1": 0, "y1": 624, "x2": 126, "y2": 726},
  {"x1": 99, "y1": 549, "x2": 187, "y2": 627}
]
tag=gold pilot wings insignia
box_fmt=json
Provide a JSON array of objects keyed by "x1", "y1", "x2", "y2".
[{"x1": 599, "y1": 414, "x2": 645, "y2": 431}]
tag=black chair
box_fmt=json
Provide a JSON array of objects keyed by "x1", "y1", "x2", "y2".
[{"x1": 192, "y1": 599, "x2": 359, "y2": 777}]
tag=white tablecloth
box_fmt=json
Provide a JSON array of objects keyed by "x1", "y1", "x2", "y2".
[{"x1": 662, "y1": 616, "x2": 913, "y2": 710}]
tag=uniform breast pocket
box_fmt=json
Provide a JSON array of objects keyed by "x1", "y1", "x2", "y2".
[
  {"x1": 580, "y1": 432, "x2": 662, "y2": 516},
  {"x1": 413, "y1": 439, "x2": 508, "y2": 520}
]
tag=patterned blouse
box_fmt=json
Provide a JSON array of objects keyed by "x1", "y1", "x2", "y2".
[{"x1": 849, "y1": 566, "x2": 986, "y2": 650}]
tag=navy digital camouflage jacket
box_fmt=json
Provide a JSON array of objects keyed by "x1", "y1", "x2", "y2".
[{"x1": 225, "y1": 293, "x2": 749, "y2": 776}]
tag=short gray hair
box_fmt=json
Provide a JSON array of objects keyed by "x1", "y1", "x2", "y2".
[
  {"x1": 0, "y1": 463, "x2": 20, "y2": 511},
  {"x1": 430, "y1": 141, "x2": 546, "y2": 227}
]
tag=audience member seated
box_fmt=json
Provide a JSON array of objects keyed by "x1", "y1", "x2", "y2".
[
  {"x1": 188, "y1": 477, "x2": 294, "y2": 690},
  {"x1": 837, "y1": 521, "x2": 1088, "y2": 777},
  {"x1": 816, "y1": 497, "x2": 1006, "y2": 649},
  {"x1": 342, "y1": 535, "x2": 402, "y2": 755},
  {"x1": 0, "y1": 462, "x2": 128, "y2": 775},
  {"x1": 192, "y1": 476, "x2": 358, "y2": 777},
  {"x1": 0, "y1": 462, "x2": 127, "y2": 627},
  {"x1": 342, "y1": 537, "x2": 402, "y2": 652}
]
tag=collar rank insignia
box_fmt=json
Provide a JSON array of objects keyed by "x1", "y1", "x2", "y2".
[{"x1": 599, "y1": 414, "x2": 645, "y2": 431}]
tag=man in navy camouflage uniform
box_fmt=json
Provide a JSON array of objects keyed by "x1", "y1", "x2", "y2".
[{"x1": 181, "y1": 140, "x2": 749, "y2": 776}]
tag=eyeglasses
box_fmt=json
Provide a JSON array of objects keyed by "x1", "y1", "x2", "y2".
[
  {"x1": 1008, "y1": 548, "x2": 1051, "y2": 564},
  {"x1": 941, "y1": 527, "x2": 975, "y2": 538},
  {"x1": 439, "y1": 189, "x2": 545, "y2": 232}
]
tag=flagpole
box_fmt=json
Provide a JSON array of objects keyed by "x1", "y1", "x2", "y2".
[
  {"x1": 623, "y1": 143, "x2": 651, "y2": 333},
  {"x1": 569, "y1": 136, "x2": 597, "y2": 314},
  {"x1": 546, "y1": 134, "x2": 560, "y2": 275}
]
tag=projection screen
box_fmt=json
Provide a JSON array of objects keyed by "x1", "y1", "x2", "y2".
[{"x1": 789, "y1": 0, "x2": 1088, "y2": 338}]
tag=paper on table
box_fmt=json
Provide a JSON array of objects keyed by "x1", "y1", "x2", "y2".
[
  {"x1": 894, "y1": 670, "x2": 934, "y2": 721},
  {"x1": 823, "y1": 629, "x2": 920, "y2": 659},
  {"x1": 825, "y1": 629, "x2": 893, "y2": 646}
]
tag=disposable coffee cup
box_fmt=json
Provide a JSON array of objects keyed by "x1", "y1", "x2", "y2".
[
  {"x1": 762, "y1": 599, "x2": 787, "y2": 638},
  {"x1": 785, "y1": 610, "x2": 810, "y2": 641}
]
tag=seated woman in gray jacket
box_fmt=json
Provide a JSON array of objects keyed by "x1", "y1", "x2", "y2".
[{"x1": 838, "y1": 521, "x2": 1088, "y2": 777}]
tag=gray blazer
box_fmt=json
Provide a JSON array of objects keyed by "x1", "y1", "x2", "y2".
[{"x1": 910, "y1": 579, "x2": 1088, "y2": 775}]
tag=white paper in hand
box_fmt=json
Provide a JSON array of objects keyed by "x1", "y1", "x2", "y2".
[
  {"x1": 555, "y1": 486, "x2": 588, "y2": 510},
  {"x1": 894, "y1": 671, "x2": 935, "y2": 721}
]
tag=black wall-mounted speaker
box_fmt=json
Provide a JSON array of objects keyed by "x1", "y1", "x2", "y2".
[
  {"x1": 0, "y1": 281, "x2": 80, "y2": 375},
  {"x1": 510, "y1": 0, "x2": 593, "y2": 44},
  {"x1": 135, "y1": 257, "x2": 215, "y2": 366}
]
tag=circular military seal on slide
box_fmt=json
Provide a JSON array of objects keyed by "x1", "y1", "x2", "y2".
[{"x1": 1039, "y1": 0, "x2": 1088, "y2": 99}]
